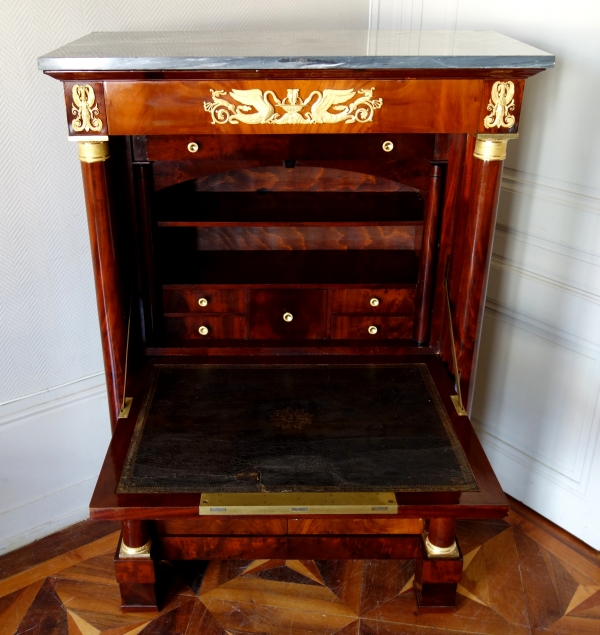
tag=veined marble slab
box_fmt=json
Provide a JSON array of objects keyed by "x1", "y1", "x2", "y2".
[{"x1": 38, "y1": 30, "x2": 554, "y2": 72}]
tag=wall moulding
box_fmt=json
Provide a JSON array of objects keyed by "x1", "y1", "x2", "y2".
[
  {"x1": 475, "y1": 304, "x2": 600, "y2": 489},
  {"x1": 502, "y1": 168, "x2": 600, "y2": 217}
]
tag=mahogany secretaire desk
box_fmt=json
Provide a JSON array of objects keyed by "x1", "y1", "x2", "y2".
[{"x1": 38, "y1": 31, "x2": 554, "y2": 612}]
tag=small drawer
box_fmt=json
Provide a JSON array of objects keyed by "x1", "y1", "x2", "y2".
[
  {"x1": 330, "y1": 288, "x2": 416, "y2": 314},
  {"x1": 330, "y1": 315, "x2": 413, "y2": 339},
  {"x1": 164, "y1": 315, "x2": 245, "y2": 339},
  {"x1": 163, "y1": 286, "x2": 244, "y2": 313},
  {"x1": 249, "y1": 289, "x2": 327, "y2": 340}
]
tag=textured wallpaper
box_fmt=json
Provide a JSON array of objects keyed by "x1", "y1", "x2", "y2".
[{"x1": 0, "y1": 0, "x2": 369, "y2": 403}]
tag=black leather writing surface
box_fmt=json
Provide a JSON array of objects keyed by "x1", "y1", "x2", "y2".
[{"x1": 118, "y1": 364, "x2": 478, "y2": 494}]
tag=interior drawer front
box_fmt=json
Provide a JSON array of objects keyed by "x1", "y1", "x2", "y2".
[
  {"x1": 288, "y1": 518, "x2": 424, "y2": 535},
  {"x1": 249, "y1": 289, "x2": 327, "y2": 340},
  {"x1": 163, "y1": 287, "x2": 244, "y2": 313},
  {"x1": 165, "y1": 315, "x2": 245, "y2": 339},
  {"x1": 330, "y1": 288, "x2": 416, "y2": 314},
  {"x1": 331, "y1": 315, "x2": 413, "y2": 339}
]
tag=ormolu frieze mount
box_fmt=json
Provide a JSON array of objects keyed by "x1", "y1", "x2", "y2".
[
  {"x1": 204, "y1": 87, "x2": 383, "y2": 125},
  {"x1": 71, "y1": 84, "x2": 103, "y2": 133},
  {"x1": 484, "y1": 80, "x2": 516, "y2": 129}
]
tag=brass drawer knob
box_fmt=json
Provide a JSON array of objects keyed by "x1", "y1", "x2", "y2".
[
  {"x1": 382, "y1": 140, "x2": 394, "y2": 152},
  {"x1": 198, "y1": 326, "x2": 209, "y2": 335},
  {"x1": 368, "y1": 325, "x2": 378, "y2": 335},
  {"x1": 283, "y1": 312, "x2": 294, "y2": 322},
  {"x1": 198, "y1": 298, "x2": 208, "y2": 307},
  {"x1": 370, "y1": 297, "x2": 380, "y2": 307},
  {"x1": 188, "y1": 142, "x2": 199, "y2": 153}
]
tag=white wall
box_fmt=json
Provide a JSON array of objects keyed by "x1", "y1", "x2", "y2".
[
  {"x1": 0, "y1": 0, "x2": 370, "y2": 555},
  {"x1": 2, "y1": 0, "x2": 598, "y2": 554},
  {"x1": 373, "y1": 0, "x2": 600, "y2": 548}
]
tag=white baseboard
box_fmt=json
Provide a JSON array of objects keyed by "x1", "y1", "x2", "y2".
[
  {"x1": 0, "y1": 479, "x2": 95, "y2": 556},
  {"x1": 0, "y1": 374, "x2": 111, "y2": 556}
]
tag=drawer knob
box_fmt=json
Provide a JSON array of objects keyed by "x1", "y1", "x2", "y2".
[
  {"x1": 370, "y1": 297, "x2": 380, "y2": 307},
  {"x1": 198, "y1": 326, "x2": 209, "y2": 335},
  {"x1": 283, "y1": 312, "x2": 294, "y2": 322},
  {"x1": 187, "y1": 142, "x2": 199, "y2": 153},
  {"x1": 198, "y1": 297, "x2": 208, "y2": 307},
  {"x1": 368, "y1": 325, "x2": 378, "y2": 335},
  {"x1": 382, "y1": 140, "x2": 394, "y2": 152}
]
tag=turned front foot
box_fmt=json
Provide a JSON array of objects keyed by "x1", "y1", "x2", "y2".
[
  {"x1": 114, "y1": 520, "x2": 158, "y2": 612},
  {"x1": 414, "y1": 518, "x2": 463, "y2": 613}
]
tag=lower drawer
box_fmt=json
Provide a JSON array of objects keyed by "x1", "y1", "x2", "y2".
[
  {"x1": 330, "y1": 315, "x2": 414, "y2": 339},
  {"x1": 288, "y1": 518, "x2": 424, "y2": 535},
  {"x1": 155, "y1": 518, "x2": 287, "y2": 535},
  {"x1": 164, "y1": 315, "x2": 245, "y2": 339}
]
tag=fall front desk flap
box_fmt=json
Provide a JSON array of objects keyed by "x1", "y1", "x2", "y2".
[{"x1": 118, "y1": 364, "x2": 478, "y2": 495}]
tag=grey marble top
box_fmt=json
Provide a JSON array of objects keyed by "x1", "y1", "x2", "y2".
[{"x1": 38, "y1": 30, "x2": 554, "y2": 72}]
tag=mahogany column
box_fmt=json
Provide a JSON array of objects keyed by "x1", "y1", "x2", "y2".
[
  {"x1": 78, "y1": 140, "x2": 128, "y2": 431},
  {"x1": 414, "y1": 162, "x2": 444, "y2": 343},
  {"x1": 452, "y1": 134, "x2": 515, "y2": 410}
]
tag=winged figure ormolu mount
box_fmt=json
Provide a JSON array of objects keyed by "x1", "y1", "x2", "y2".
[
  {"x1": 483, "y1": 80, "x2": 516, "y2": 129},
  {"x1": 204, "y1": 87, "x2": 383, "y2": 125}
]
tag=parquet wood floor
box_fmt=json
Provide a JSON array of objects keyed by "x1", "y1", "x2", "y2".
[{"x1": 1, "y1": 511, "x2": 599, "y2": 634}]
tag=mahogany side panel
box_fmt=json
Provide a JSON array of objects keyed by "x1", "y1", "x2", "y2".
[
  {"x1": 104, "y1": 79, "x2": 484, "y2": 135},
  {"x1": 133, "y1": 163, "x2": 161, "y2": 347},
  {"x1": 429, "y1": 134, "x2": 468, "y2": 352},
  {"x1": 80, "y1": 153, "x2": 128, "y2": 429}
]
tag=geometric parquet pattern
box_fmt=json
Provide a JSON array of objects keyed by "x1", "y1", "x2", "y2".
[{"x1": 1, "y1": 511, "x2": 599, "y2": 635}]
